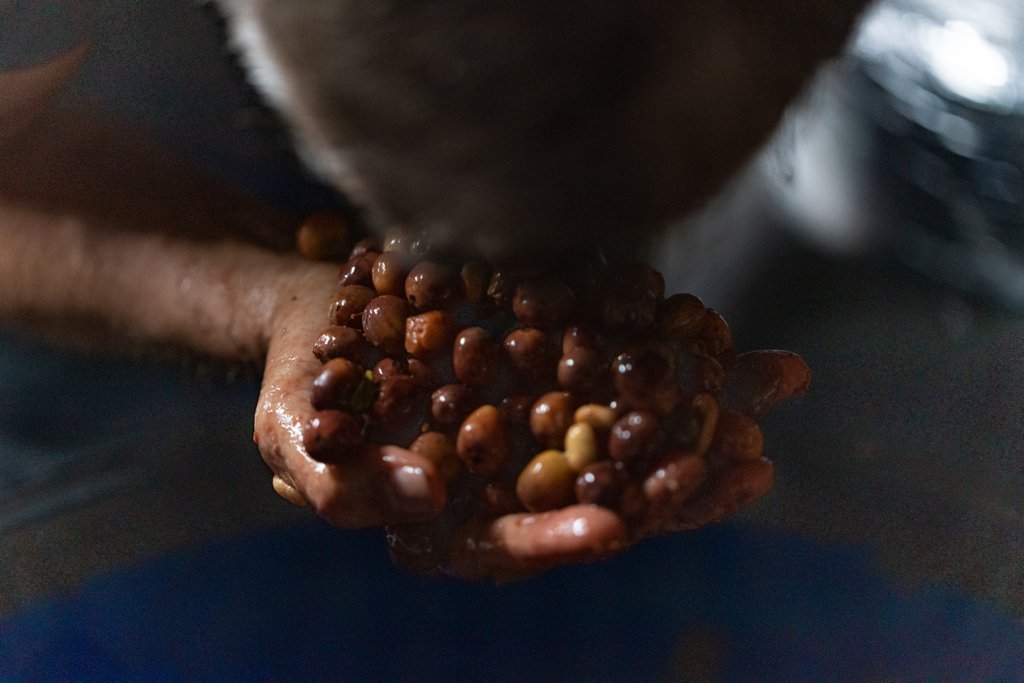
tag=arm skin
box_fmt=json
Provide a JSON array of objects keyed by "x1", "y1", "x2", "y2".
[{"x1": 0, "y1": 59, "x2": 627, "y2": 578}]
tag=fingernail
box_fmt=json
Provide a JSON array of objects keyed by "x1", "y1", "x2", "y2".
[{"x1": 388, "y1": 465, "x2": 438, "y2": 517}]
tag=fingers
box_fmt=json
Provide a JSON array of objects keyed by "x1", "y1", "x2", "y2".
[
  {"x1": 256, "y1": 265, "x2": 447, "y2": 527},
  {"x1": 447, "y1": 505, "x2": 628, "y2": 581}
]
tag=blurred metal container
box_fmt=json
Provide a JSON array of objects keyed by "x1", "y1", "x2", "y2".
[{"x1": 776, "y1": 0, "x2": 1024, "y2": 309}]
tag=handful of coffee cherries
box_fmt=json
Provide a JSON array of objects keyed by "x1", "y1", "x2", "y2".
[{"x1": 293, "y1": 211, "x2": 811, "y2": 575}]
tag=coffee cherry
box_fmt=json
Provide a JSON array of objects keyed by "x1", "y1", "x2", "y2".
[
  {"x1": 608, "y1": 410, "x2": 664, "y2": 464},
  {"x1": 430, "y1": 384, "x2": 478, "y2": 430},
  {"x1": 302, "y1": 409, "x2": 363, "y2": 463},
  {"x1": 406, "y1": 260, "x2": 457, "y2": 310},
  {"x1": 503, "y1": 327, "x2": 557, "y2": 386},
  {"x1": 452, "y1": 327, "x2": 500, "y2": 387},
  {"x1": 328, "y1": 285, "x2": 376, "y2": 328},
  {"x1": 529, "y1": 391, "x2": 575, "y2": 449},
  {"x1": 372, "y1": 250, "x2": 411, "y2": 296},
  {"x1": 512, "y1": 278, "x2": 574, "y2": 329},
  {"x1": 312, "y1": 325, "x2": 367, "y2": 363},
  {"x1": 516, "y1": 450, "x2": 575, "y2": 512},
  {"x1": 362, "y1": 295, "x2": 413, "y2": 355},
  {"x1": 338, "y1": 251, "x2": 379, "y2": 287},
  {"x1": 296, "y1": 210, "x2": 348, "y2": 260},
  {"x1": 456, "y1": 405, "x2": 509, "y2": 476},
  {"x1": 405, "y1": 310, "x2": 455, "y2": 358},
  {"x1": 310, "y1": 358, "x2": 365, "y2": 410}
]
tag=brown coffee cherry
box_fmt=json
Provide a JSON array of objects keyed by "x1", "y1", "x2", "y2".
[
  {"x1": 613, "y1": 342, "x2": 681, "y2": 415},
  {"x1": 456, "y1": 405, "x2": 509, "y2": 476},
  {"x1": 328, "y1": 285, "x2": 376, "y2": 328},
  {"x1": 608, "y1": 410, "x2": 664, "y2": 464},
  {"x1": 405, "y1": 261, "x2": 457, "y2": 310},
  {"x1": 694, "y1": 309, "x2": 736, "y2": 367},
  {"x1": 362, "y1": 295, "x2": 413, "y2": 355},
  {"x1": 460, "y1": 261, "x2": 491, "y2": 305},
  {"x1": 512, "y1": 278, "x2": 575, "y2": 329},
  {"x1": 430, "y1": 384, "x2": 478, "y2": 430},
  {"x1": 557, "y1": 346, "x2": 604, "y2": 393},
  {"x1": 338, "y1": 251, "x2": 379, "y2": 287},
  {"x1": 302, "y1": 409, "x2": 363, "y2": 463},
  {"x1": 503, "y1": 327, "x2": 558, "y2": 386},
  {"x1": 529, "y1": 391, "x2": 575, "y2": 449},
  {"x1": 643, "y1": 451, "x2": 707, "y2": 509},
  {"x1": 311, "y1": 358, "x2": 365, "y2": 410},
  {"x1": 410, "y1": 431, "x2": 461, "y2": 481},
  {"x1": 405, "y1": 310, "x2": 455, "y2": 358},
  {"x1": 722, "y1": 350, "x2": 812, "y2": 418},
  {"x1": 574, "y1": 460, "x2": 626, "y2": 508},
  {"x1": 516, "y1": 450, "x2": 575, "y2": 512},
  {"x1": 296, "y1": 210, "x2": 349, "y2": 260},
  {"x1": 452, "y1": 327, "x2": 501, "y2": 387},
  {"x1": 710, "y1": 410, "x2": 765, "y2": 462},
  {"x1": 312, "y1": 325, "x2": 367, "y2": 363},
  {"x1": 657, "y1": 293, "x2": 707, "y2": 342},
  {"x1": 677, "y1": 353, "x2": 726, "y2": 398},
  {"x1": 348, "y1": 236, "x2": 381, "y2": 259},
  {"x1": 370, "y1": 359, "x2": 422, "y2": 422},
  {"x1": 372, "y1": 250, "x2": 412, "y2": 296},
  {"x1": 561, "y1": 322, "x2": 600, "y2": 355}
]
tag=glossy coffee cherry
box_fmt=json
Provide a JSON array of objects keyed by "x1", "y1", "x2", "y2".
[
  {"x1": 722, "y1": 350, "x2": 812, "y2": 418},
  {"x1": 312, "y1": 325, "x2": 366, "y2": 362},
  {"x1": 302, "y1": 409, "x2": 363, "y2": 463},
  {"x1": 430, "y1": 383, "x2": 478, "y2": 430},
  {"x1": 516, "y1": 449, "x2": 575, "y2": 512},
  {"x1": 370, "y1": 359, "x2": 422, "y2": 422},
  {"x1": 456, "y1": 405, "x2": 509, "y2": 476},
  {"x1": 574, "y1": 460, "x2": 625, "y2": 507},
  {"x1": 362, "y1": 295, "x2": 413, "y2": 355},
  {"x1": 561, "y1": 322, "x2": 600, "y2": 355},
  {"x1": 657, "y1": 293, "x2": 707, "y2": 342},
  {"x1": 296, "y1": 210, "x2": 348, "y2": 260},
  {"x1": 512, "y1": 278, "x2": 574, "y2": 329},
  {"x1": 348, "y1": 236, "x2": 381, "y2": 259},
  {"x1": 613, "y1": 342, "x2": 680, "y2": 414},
  {"x1": 405, "y1": 310, "x2": 455, "y2": 358},
  {"x1": 452, "y1": 327, "x2": 501, "y2": 387},
  {"x1": 694, "y1": 309, "x2": 736, "y2": 367},
  {"x1": 608, "y1": 410, "x2": 664, "y2": 464},
  {"x1": 460, "y1": 261, "x2": 491, "y2": 305},
  {"x1": 529, "y1": 391, "x2": 575, "y2": 449},
  {"x1": 338, "y1": 250, "x2": 379, "y2": 287},
  {"x1": 372, "y1": 250, "x2": 411, "y2": 296},
  {"x1": 328, "y1": 285, "x2": 376, "y2": 328},
  {"x1": 710, "y1": 410, "x2": 765, "y2": 462},
  {"x1": 643, "y1": 450, "x2": 707, "y2": 510},
  {"x1": 405, "y1": 260, "x2": 457, "y2": 310},
  {"x1": 310, "y1": 357, "x2": 365, "y2": 410},
  {"x1": 557, "y1": 346, "x2": 604, "y2": 393},
  {"x1": 503, "y1": 327, "x2": 558, "y2": 386}
]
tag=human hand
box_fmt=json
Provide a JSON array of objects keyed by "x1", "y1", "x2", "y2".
[
  {"x1": 259, "y1": 239, "x2": 807, "y2": 582},
  {"x1": 254, "y1": 264, "x2": 630, "y2": 578}
]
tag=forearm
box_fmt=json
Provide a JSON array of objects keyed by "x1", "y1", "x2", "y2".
[
  {"x1": 0, "y1": 100, "x2": 326, "y2": 362},
  {"x1": 0, "y1": 214, "x2": 312, "y2": 361}
]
